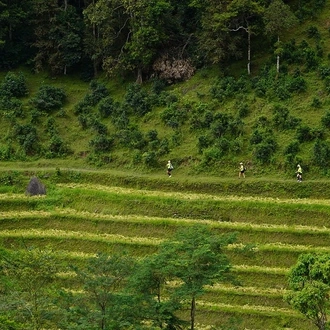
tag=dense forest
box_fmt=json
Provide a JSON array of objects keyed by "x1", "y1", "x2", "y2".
[{"x1": 0, "y1": 0, "x2": 326, "y2": 82}]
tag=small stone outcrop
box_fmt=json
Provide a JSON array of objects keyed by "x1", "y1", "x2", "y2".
[{"x1": 26, "y1": 176, "x2": 46, "y2": 196}]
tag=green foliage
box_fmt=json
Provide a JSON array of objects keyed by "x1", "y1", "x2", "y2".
[
  {"x1": 123, "y1": 83, "x2": 152, "y2": 117},
  {"x1": 31, "y1": 85, "x2": 66, "y2": 112},
  {"x1": 0, "y1": 97, "x2": 23, "y2": 117},
  {"x1": 285, "y1": 253, "x2": 330, "y2": 330},
  {"x1": 89, "y1": 134, "x2": 114, "y2": 153},
  {"x1": 210, "y1": 76, "x2": 249, "y2": 101},
  {"x1": 98, "y1": 96, "x2": 118, "y2": 118},
  {"x1": 272, "y1": 104, "x2": 300, "y2": 130},
  {"x1": 87, "y1": 80, "x2": 109, "y2": 106},
  {"x1": 44, "y1": 135, "x2": 71, "y2": 158},
  {"x1": 312, "y1": 139, "x2": 330, "y2": 169},
  {"x1": 0, "y1": 247, "x2": 60, "y2": 330},
  {"x1": 13, "y1": 123, "x2": 39, "y2": 155},
  {"x1": 296, "y1": 125, "x2": 315, "y2": 142},
  {"x1": 158, "y1": 225, "x2": 237, "y2": 330},
  {"x1": 143, "y1": 151, "x2": 158, "y2": 167},
  {"x1": 117, "y1": 127, "x2": 146, "y2": 150},
  {"x1": 250, "y1": 128, "x2": 277, "y2": 163},
  {"x1": 321, "y1": 111, "x2": 330, "y2": 128},
  {"x1": 307, "y1": 25, "x2": 320, "y2": 39},
  {"x1": 311, "y1": 97, "x2": 322, "y2": 108},
  {"x1": 161, "y1": 103, "x2": 188, "y2": 128},
  {"x1": 0, "y1": 72, "x2": 28, "y2": 97}
]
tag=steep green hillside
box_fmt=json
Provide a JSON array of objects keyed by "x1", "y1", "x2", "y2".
[{"x1": 0, "y1": 2, "x2": 330, "y2": 179}]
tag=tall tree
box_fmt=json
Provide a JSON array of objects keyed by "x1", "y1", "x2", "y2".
[
  {"x1": 74, "y1": 252, "x2": 136, "y2": 330},
  {"x1": 158, "y1": 225, "x2": 237, "y2": 330},
  {"x1": 0, "y1": 0, "x2": 34, "y2": 68},
  {"x1": 128, "y1": 254, "x2": 185, "y2": 329},
  {"x1": 264, "y1": 0, "x2": 297, "y2": 74},
  {"x1": 226, "y1": 0, "x2": 265, "y2": 75},
  {"x1": 32, "y1": 0, "x2": 60, "y2": 73},
  {"x1": 0, "y1": 247, "x2": 60, "y2": 330},
  {"x1": 49, "y1": 3, "x2": 83, "y2": 74},
  {"x1": 285, "y1": 253, "x2": 330, "y2": 330},
  {"x1": 190, "y1": 0, "x2": 265, "y2": 74}
]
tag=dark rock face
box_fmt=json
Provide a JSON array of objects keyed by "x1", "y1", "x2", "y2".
[{"x1": 26, "y1": 176, "x2": 46, "y2": 196}]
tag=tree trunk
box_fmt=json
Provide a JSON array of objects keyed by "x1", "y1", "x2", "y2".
[
  {"x1": 190, "y1": 296, "x2": 196, "y2": 330},
  {"x1": 136, "y1": 67, "x2": 143, "y2": 84},
  {"x1": 276, "y1": 35, "x2": 280, "y2": 74},
  {"x1": 247, "y1": 28, "x2": 251, "y2": 75}
]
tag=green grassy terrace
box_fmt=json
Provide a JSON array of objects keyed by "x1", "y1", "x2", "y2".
[{"x1": 1, "y1": 168, "x2": 330, "y2": 329}]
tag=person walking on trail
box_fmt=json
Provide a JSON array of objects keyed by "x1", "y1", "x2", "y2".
[
  {"x1": 296, "y1": 164, "x2": 302, "y2": 182},
  {"x1": 167, "y1": 160, "x2": 174, "y2": 177},
  {"x1": 239, "y1": 162, "x2": 246, "y2": 178}
]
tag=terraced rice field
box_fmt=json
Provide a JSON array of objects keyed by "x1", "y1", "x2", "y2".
[{"x1": 1, "y1": 170, "x2": 329, "y2": 329}]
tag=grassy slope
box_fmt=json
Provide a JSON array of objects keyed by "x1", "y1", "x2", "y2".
[
  {"x1": 0, "y1": 2, "x2": 330, "y2": 179},
  {"x1": 1, "y1": 171, "x2": 328, "y2": 329}
]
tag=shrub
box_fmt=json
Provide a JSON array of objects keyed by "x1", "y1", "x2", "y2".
[
  {"x1": 89, "y1": 80, "x2": 109, "y2": 104},
  {"x1": 89, "y1": 134, "x2": 114, "y2": 153},
  {"x1": 123, "y1": 83, "x2": 152, "y2": 116},
  {"x1": 202, "y1": 147, "x2": 222, "y2": 163},
  {"x1": 288, "y1": 76, "x2": 307, "y2": 93},
  {"x1": 132, "y1": 150, "x2": 142, "y2": 165},
  {"x1": 305, "y1": 48, "x2": 319, "y2": 70},
  {"x1": 113, "y1": 111, "x2": 129, "y2": 129},
  {"x1": 161, "y1": 103, "x2": 187, "y2": 128},
  {"x1": 237, "y1": 103, "x2": 249, "y2": 118},
  {"x1": 210, "y1": 113, "x2": 242, "y2": 139},
  {"x1": 45, "y1": 135, "x2": 71, "y2": 158},
  {"x1": 0, "y1": 97, "x2": 23, "y2": 117},
  {"x1": 31, "y1": 85, "x2": 66, "y2": 111},
  {"x1": 311, "y1": 97, "x2": 322, "y2": 108},
  {"x1": 284, "y1": 140, "x2": 300, "y2": 156},
  {"x1": 89, "y1": 118, "x2": 108, "y2": 135},
  {"x1": 321, "y1": 111, "x2": 330, "y2": 128},
  {"x1": 98, "y1": 97, "x2": 118, "y2": 118},
  {"x1": 45, "y1": 117, "x2": 58, "y2": 135},
  {"x1": 313, "y1": 139, "x2": 330, "y2": 167},
  {"x1": 296, "y1": 125, "x2": 315, "y2": 142},
  {"x1": 146, "y1": 129, "x2": 158, "y2": 142},
  {"x1": 250, "y1": 129, "x2": 263, "y2": 145},
  {"x1": 210, "y1": 76, "x2": 247, "y2": 101},
  {"x1": 197, "y1": 135, "x2": 212, "y2": 153},
  {"x1": 0, "y1": 72, "x2": 28, "y2": 97},
  {"x1": 307, "y1": 25, "x2": 320, "y2": 39},
  {"x1": 254, "y1": 140, "x2": 277, "y2": 164},
  {"x1": 319, "y1": 65, "x2": 330, "y2": 79},
  {"x1": 117, "y1": 127, "x2": 146, "y2": 150},
  {"x1": 0, "y1": 144, "x2": 14, "y2": 160},
  {"x1": 272, "y1": 104, "x2": 300, "y2": 130},
  {"x1": 157, "y1": 138, "x2": 170, "y2": 156},
  {"x1": 214, "y1": 137, "x2": 230, "y2": 156},
  {"x1": 13, "y1": 123, "x2": 39, "y2": 155},
  {"x1": 143, "y1": 151, "x2": 158, "y2": 167},
  {"x1": 148, "y1": 140, "x2": 159, "y2": 151}
]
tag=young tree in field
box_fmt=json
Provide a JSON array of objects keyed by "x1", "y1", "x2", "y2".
[
  {"x1": 128, "y1": 254, "x2": 185, "y2": 330},
  {"x1": 0, "y1": 247, "x2": 60, "y2": 330},
  {"x1": 158, "y1": 225, "x2": 237, "y2": 330},
  {"x1": 263, "y1": 0, "x2": 297, "y2": 74},
  {"x1": 73, "y1": 252, "x2": 136, "y2": 330},
  {"x1": 285, "y1": 253, "x2": 330, "y2": 330}
]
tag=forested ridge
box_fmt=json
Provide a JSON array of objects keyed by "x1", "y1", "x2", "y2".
[{"x1": 0, "y1": 0, "x2": 326, "y2": 81}]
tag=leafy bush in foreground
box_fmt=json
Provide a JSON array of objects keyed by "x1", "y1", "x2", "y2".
[{"x1": 31, "y1": 85, "x2": 66, "y2": 112}]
